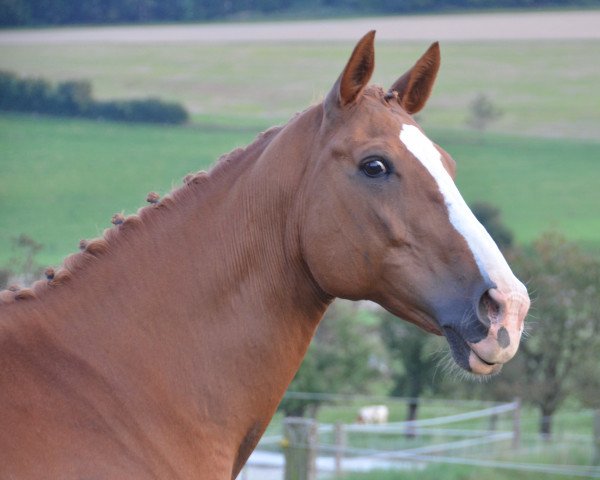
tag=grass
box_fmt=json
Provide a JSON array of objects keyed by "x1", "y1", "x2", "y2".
[
  {"x1": 1, "y1": 35, "x2": 599, "y2": 263},
  {"x1": 1, "y1": 40, "x2": 599, "y2": 139},
  {"x1": 258, "y1": 399, "x2": 597, "y2": 479},
  {"x1": 2, "y1": 113, "x2": 599, "y2": 267},
  {"x1": 263, "y1": 396, "x2": 596, "y2": 438},
  {"x1": 430, "y1": 128, "x2": 600, "y2": 248},
  {"x1": 340, "y1": 464, "x2": 586, "y2": 480},
  {"x1": 2, "y1": 34, "x2": 599, "y2": 265},
  {"x1": 0, "y1": 114, "x2": 256, "y2": 265}
]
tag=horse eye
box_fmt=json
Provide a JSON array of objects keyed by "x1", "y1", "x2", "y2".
[{"x1": 361, "y1": 158, "x2": 389, "y2": 178}]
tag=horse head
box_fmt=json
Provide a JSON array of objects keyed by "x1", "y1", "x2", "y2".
[{"x1": 299, "y1": 32, "x2": 529, "y2": 376}]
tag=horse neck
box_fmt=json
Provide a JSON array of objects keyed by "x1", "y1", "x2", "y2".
[{"x1": 10, "y1": 104, "x2": 330, "y2": 450}]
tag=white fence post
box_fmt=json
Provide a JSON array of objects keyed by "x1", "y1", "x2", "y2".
[
  {"x1": 489, "y1": 413, "x2": 498, "y2": 432},
  {"x1": 284, "y1": 417, "x2": 318, "y2": 480},
  {"x1": 406, "y1": 398, "x2": 418, "y2": 438},
  {"x1": 593, "y1": 410, "x2": 600, "y2": 465},
  {"x1": 512, "y1": 397, "x2": 521, "y2": 449},
  {"x1": 334, "y1": 422, "x2": 346, "y2": 476}
]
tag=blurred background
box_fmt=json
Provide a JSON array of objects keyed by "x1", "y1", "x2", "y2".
[{"x1": 1, "y1": 1, "x2": 599, "y2": 479}]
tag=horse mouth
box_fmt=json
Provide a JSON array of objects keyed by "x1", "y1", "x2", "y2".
[
  {"x1": 472, "y1": 350, "x2": 495, "y2": 366},
  {"x1": 469, "y1": 349, "x2": 503, "y2": 376},
  {"x1": 443, "y1": 327, "x2": 502, "y2": 376}
]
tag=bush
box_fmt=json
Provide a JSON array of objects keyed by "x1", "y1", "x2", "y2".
[
  {"x1": 466, "y1": 93, "x2": 503, "y2": 133},
  {"x1": 0, "y1": 268, "x2": 10, "y2": 290},
  {"x1": 92, "y1": 98, "x2": 189, "y2": 124},
  {"x1": 470, "y1": 201, "x2": 513, "y2": 251},
  {"x1": 0, "y1": 72, "x2": 52, "y2": 111},
  {"x1": 0, "y1": 71, "x2": 189, "y2": 125},
  {"x1": 53, "y1": 80, "x2": 93, "y2": 116}
]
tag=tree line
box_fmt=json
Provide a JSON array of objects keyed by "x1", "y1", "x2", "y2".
[{"x1": 2, "y1": 0, "x2": 599, "y2": 27}]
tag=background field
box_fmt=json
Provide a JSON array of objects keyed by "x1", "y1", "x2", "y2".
[
  {"x1": 252, "y1": 396, "x2": 597, "y2": 479},
  {"x1": 1, "y1": 20, "x2": 599, "y2": 265},
  {"x1": 2, "y1": 114, "x2": 600, "y2": 266},
  {"x1": 2, "y1": 40, "x2": 600, "y2": 139}
]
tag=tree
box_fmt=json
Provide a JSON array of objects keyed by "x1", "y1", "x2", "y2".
[
  {"x1": 1, "y1": 234, "x2": 44, "y2": 289},
  {"x1": 471, "y1": 201, "x2": 514, "y2": 251},
  {"x1": 0, "y1": 268, "x2": 10, "y2": 290},
  {"x1": 509, "y1": 233, "x2": 600, "y2": 438},
  {"x1": 572, "y1": 345, "x2": 600, "y2": 410},
  {"x1": 379, "y1": 313, "x2": 444, "y2": 431},
  {"x1": 466, "y1": 93, "x2": 503, "y2": 134},
  {"x1": 278, "y1": 301, "x2": 386, "y2": 417}
]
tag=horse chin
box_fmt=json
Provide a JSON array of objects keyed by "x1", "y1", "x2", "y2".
[{"x1": 443, "y1": 327, "x2": 503, "y2": 377}]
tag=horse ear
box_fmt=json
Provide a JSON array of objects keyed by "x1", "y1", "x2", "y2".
[
  {"x1": 389, "y1": 42, "x2": 440, "y2": 114},
  {"x1": 325, "y1": 31, "x2": 376, "y2": 110}
]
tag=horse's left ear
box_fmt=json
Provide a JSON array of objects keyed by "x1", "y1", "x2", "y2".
[
  {"x1": 389, "y1": 42, "x2": 440, "y2": 114},
  {"x1": 325, "y1": 31, "x2": 376, "y2": 111}
]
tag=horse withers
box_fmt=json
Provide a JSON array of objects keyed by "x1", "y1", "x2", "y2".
[{"x1": 0, "y1": 32, "x2": 529, "y2": 479}]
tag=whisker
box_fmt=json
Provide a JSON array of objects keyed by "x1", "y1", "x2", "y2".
[{"x1": 430, "y1": 345, "x2": 452, "y2": 383}]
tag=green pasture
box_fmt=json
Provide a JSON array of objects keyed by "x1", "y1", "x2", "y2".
[
  {"x1": 341, "y1": 466, "x2": 586, "y2": 480},
  {"x1": 0, "y1": 114, "x2": 256, "y2": 265},
  {"x1": 260, "y1": 399, "x2": 596, "y2": 479},
  {"x1": 1, "y1": 40, "x2": 599, "y2": 139},
  {"x1": 265, "y1": 397, "x2": 595, "y2": 437},
  {"x1": 1, "y1": 37, "x2": 600, "y2": 266},
  {"x1": 1, "y1": 113, "x2": 599, "y2": 266}
]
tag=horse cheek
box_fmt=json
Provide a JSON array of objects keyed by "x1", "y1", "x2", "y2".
[{"x1": 301, "y1": 218, "x2": 373, "y2": 300}]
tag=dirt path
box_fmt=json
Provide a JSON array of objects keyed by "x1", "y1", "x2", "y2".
[{"x1": 1, "y1": 10, "x2": 599, "y2": 45}]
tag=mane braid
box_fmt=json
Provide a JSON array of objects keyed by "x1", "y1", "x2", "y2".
[{"x1": 0, "y1": 124, "x2": 285, "y2": 308}]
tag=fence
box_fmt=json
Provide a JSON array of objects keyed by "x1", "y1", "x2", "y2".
[{"x1": 237, "y1": 394, "x2": 600, "y2": 480}]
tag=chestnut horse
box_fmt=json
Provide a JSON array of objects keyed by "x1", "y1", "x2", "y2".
[{"x1": 0, "y1": 32, "x2": 529, "y2": 479}]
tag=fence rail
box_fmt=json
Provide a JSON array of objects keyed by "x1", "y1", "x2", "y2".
[{"x1": 238, "y1": 396, "x2": 600, "y2": 480}]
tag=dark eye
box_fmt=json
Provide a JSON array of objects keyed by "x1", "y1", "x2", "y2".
[{"x1": 360, "y1": 157, "x2": 389, "y2": 178}]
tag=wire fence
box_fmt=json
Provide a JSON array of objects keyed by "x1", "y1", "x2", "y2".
[{"x1": 237, "y1": 394, "x2": 600, "y2": 480}]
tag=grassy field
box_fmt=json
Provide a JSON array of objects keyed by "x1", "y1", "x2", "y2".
[
  {"x1": 258, "y1": 398, "x2": 597, "y2": 479},
  {"x1": 1, "y1": 113, "x2": 599, "y2": 266},
  {"x1": 340, "y1": 465, "x2": 587, "y2": 480},
  {"x1": 1, "y1": 36, "x2": 599, "y2": 266},
  {"x1": 1, "y1": 40, "x2": 599, "y2": 139},
  {"x1": 0, "y1": 114, "x2": 256, "y2": 265},
  {"x1": 265, "y1": 397, "x2": 595, "y2": 437}
]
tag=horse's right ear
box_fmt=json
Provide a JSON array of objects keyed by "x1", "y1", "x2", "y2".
[{"x1": 325, "y1": 31, "x2": 376, "y2": 112}]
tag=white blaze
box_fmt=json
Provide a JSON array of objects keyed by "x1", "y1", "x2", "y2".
[{"x1": 399, "y1": 124, "x2": 516, "y2": 290}]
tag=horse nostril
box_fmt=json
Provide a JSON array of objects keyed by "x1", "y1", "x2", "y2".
[{"x1": 477, "y1": 289, "x2": 502, "y2": 327}]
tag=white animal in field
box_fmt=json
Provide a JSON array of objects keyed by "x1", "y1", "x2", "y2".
[{"x1": 357, "y1": 405, "x2": 389, "y2": 424}]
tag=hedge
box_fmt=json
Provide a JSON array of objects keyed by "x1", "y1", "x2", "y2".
[{"x1": 0, "y1": 71, "x2": 189, "y2": 125}]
